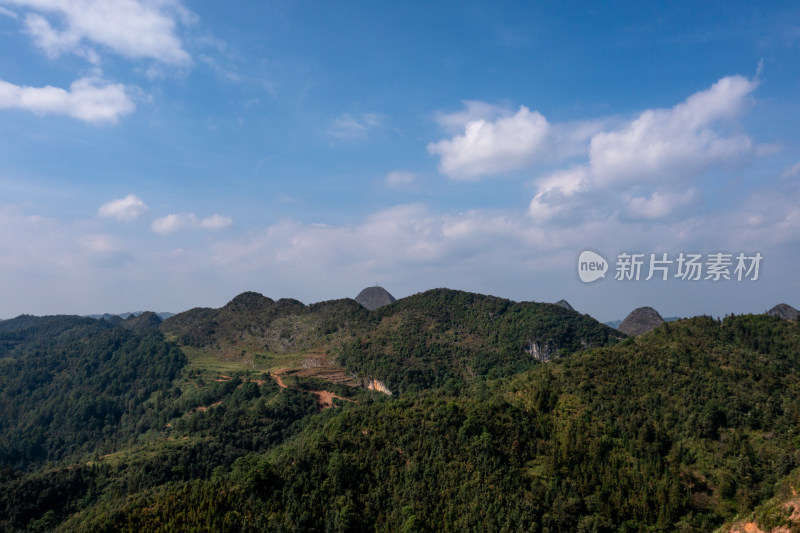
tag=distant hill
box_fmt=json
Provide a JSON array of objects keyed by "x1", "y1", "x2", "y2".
[
  {"x1": 606, "y1": 315, "x2": 681, "y2": 330},
  {"x1": 767, "y1": 303, "x2": 799, "y2": 320},
  {"x1": 554, "y1": 299, "x2": 575, "y2": 311},
  {"x1": 618, "y1": 306, "x2": 665, "y2": 335},
  {"x1": 162, "y1": 288, "x2": 620, "y2": 393},
  {"x1": 86, "y1": 311, "x2": 174, "y2": 321},
  {"x1": 160, "y1": 291, "x2": 367, "y2": 357},
  {"x1": 121, "y1": 311, "x2": 163, "y2": 332},
  {"x1": 339, "y1": 288, "x2": 620, "y2": 391},
  {"x1": 354, "y1": 286, "x2": 396, "y2": 310}
]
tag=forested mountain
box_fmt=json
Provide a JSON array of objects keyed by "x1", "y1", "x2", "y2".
[
  {"x1": 1, "y1": 292, "x2": 800, "y2": 531},
  {"x1": 161, "y1": 288, "x2": 619, "y2": 393},
  {"x1": 338, "y1": 288, "x2": 619, "y2": 392},
  {"x1": 0, "y1": 315, "x2": 185, "y2": 470}
]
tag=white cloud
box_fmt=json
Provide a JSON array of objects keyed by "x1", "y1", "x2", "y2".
[
  {"x1": 0, "y1": 188, "x2": 797, "y2": 320},
  {"x1": 0, "y1": 5, "x2": 17, "y2": 17},
  {"x1": 428, "y1": 106, "x2": 550, "y2": 179},
  {"x1": 385, "y1": 170, "x2": 416, "y2": 187},
  {"x1": 0, "y1": 76, "x2": 135, "y2": 124},
  {"x1": 623, "y1": 189, "x2": 699, "y2": 220},
  {"x1": 24, "y1": 12, "x2": 80, "y2": 57},
  {"x1": 528, "y1": 166, "x2": 591, "y2": 224},
  {"x1": 98, "y1": 194, "x2": 148, "y2": 221},
  {"x1": 151, "y1": 213, "x2": 196, "y2": 234},
  {"x1": 327, "y1": 112, "x2": 385, "y2": 140},
  {"x1": 2, "y1": 0, "x2": 192, "y2": 64},
  {"x1": 207, "y1": 204, "x2": 547, "y2": 275},
  {"x1": 589, "y1": 75, "x2": 758, "y2": 185},
  {"x1": 525, "y1": 74, "x2": 762, "y2": 225},
  {"x1": 433, "y1": 100, "x2": 512, "y2": 134},
  {"x1": 151, "y1": 212, "x2": 232, "y2": 235},
  {"x1": 200, "y1": 213, "x2": 232, "y2": 230},
  {"x1": 430, "y1": 75, "x2": 758, "y2": 186}
]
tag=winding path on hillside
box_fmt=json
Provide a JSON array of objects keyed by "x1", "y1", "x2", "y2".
[{"x1": 269, "y1": 369, "x2": 355, "y2": 409}]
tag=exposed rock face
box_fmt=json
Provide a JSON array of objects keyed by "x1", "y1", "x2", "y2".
[
  {"x1": 618, "y1": 307, "x2": 665, "y2": 336},
  {"x1": 365, "y1": 378, "x2": 392, "y2": 395},
  {"x1": 355, "y1": 286, "x2": 396, "y2": 311},
  {"x1": 767, "y1": 303, "x2": 799, "y2": 320},
  {"x1": 554, "y1": 299, "x2": 575, "y2": 311},
  {"x1": 524, "y1": 339, "x2": 555, "y2": 362}
]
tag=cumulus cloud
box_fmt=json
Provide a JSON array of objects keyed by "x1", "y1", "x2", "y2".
[
  {"x1": 428, "y1": 100, "x2": 609, "y2": 180},
  {"x1": 151, "y1": 213, "x2": 196, "y2": 234},
  {"x1": 527, "y1": 74, "x2": 761, "y2": 224},
  {"x1": 2, "y1": 0, "x2": 192, "y2": 64},
  {"x1": 327, "y1": 112, "x2": 385, "y2": 140},
  {"x1": 430, "y1": 74, "x2": 758, "y2": 190},
  {"x1": 0, "y1": 0, "x2": 194, "y2": 123},
  {"x1": 528, "y1": 166, "x2": 591, "y2": 224},
  {"x1": 0, "y1": 76, "x2": 135, "y2": 123},
  {"x1": 433, "y1": 100, "x2": 512, "y2": 134},
  {"x1": 622, "y1": 189, "x2": 699, "y2": 221},
  {"x1": 199, "y1": 213, "x2": 233, "y2": 230},
  {"x1": 98, "y1": 194, "x2": 148, "y2": 221},
  {"x1": 151, "y1": 213, "x2": 232, "y2": 235},
  {"x1": 428, "y1": 106, "x2": 550, "y2": 179},
  {"x1": 589, "y1": 75, "x2": 758, "y2": 185}
]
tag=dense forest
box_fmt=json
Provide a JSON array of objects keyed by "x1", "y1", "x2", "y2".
[
  {"x1": 160, "y1": 288, "x2": 620, "y2": 392},
  {"x1": 1, "y1": 290, "x2": 799, "y2": 531}
]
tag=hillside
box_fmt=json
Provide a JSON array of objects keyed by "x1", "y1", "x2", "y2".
[
  {"x1": 161, "y1": 288, "x2": 620, "y2": 393},
  {"x1": 160, "y1": 291, "x2": 368, "y2": 356},
  {"x1": 2, "y1": 294, "x2": 800, "y2": 531},
  {"x1": 218, "y1": 314, "x2": 797, "y2": 532},
  {"x1": 0, "y1": 315, "x2": 185, "y2": 471},
  {"x1": 339, "y1": 288, "x2": 620, "y2": 392}
]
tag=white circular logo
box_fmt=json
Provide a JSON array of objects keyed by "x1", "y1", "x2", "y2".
[{"x1": 577, "y1": 250, "x2": 608, "y2": 283}]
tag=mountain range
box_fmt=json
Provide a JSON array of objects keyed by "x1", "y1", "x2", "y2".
[
  {"x1": 0, "y1": 288, "x2": 799, "y2": 532},
  {"x1": 84, "y1": 311, "x2": 175, "y2": 321}
]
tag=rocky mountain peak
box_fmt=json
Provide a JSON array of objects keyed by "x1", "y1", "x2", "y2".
[
  {"x1": 618, "y1": 306, "x2": 665, "y2": 336},
  {"x1": 355, "y1": 286, "x2": 397, "y2": 311},
  {"x1": 767, "y1": 303, "x2": 799, "y2": 320},
  {"x1": 554, "y1": 299, "x2": 575, "y2": 311}
]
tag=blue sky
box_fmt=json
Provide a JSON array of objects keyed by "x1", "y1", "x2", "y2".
[{"x1": 0, "y1": 1, "x2": 799, "y2": 321}]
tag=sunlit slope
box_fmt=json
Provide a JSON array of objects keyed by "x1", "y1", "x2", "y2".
[{"x1": 161, "y1": 288, "x2": 621, "y2": 393}]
